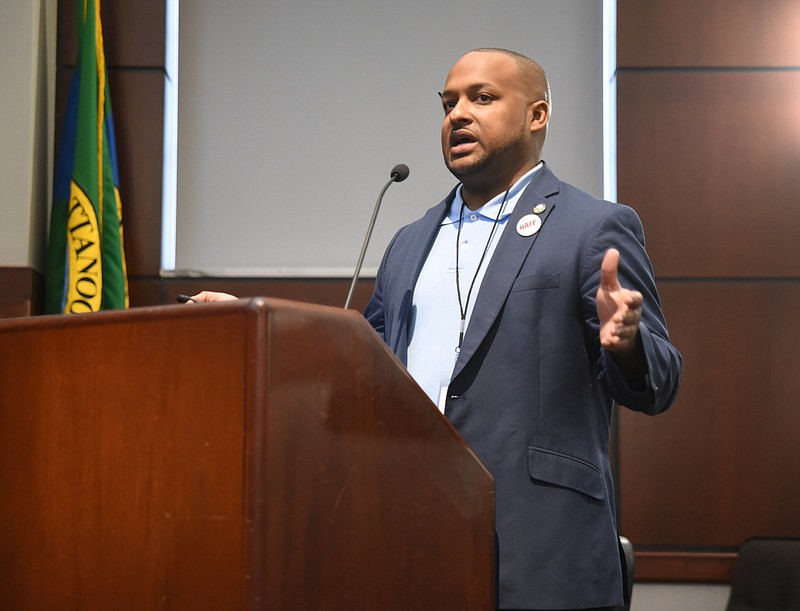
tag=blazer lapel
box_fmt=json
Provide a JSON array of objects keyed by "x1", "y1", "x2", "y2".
[{"x1": 451, "y1": 167, "x2": 560, "y2": 380}]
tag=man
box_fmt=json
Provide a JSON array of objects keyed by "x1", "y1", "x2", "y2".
[
  {"x1": 362, "y1": 48, "x2": 682, "y2": 610},
  {"x1": 192, "y1": 48, "x2": 682, "y2": 610}
]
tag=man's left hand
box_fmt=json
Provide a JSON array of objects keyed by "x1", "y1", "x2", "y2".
[{"x1": 596, "y1": 248, "x2": 643, "y2": 354}]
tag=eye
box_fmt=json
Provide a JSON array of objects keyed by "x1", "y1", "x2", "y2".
[
  {"x1": 475, "y1": 93, "x2": 493, "y2": 104},
  {"x1": 441, "y1": 99, "x2": 457, "y2": 114}
]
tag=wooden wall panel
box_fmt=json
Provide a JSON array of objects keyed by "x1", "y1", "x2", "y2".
[
  {"x1": 617, "y1": 71, "x2": 800, "y2": 277},
  {"x1": 618, "y1": 0, "x2": 800, "y2": 67},
  {"x1": 617, "y1": 0, "x2": 800, "y2": 582},
  {"x1": 58, "y1": 0, "x2": 165, "y2": 67},
  {"x1": 109, "y1": 71, "x2": 165, "y2": 276},
  {"x1": 0, "y1": 268, "x2": 44, "y2": 319},
  {"x1": 619, "y1": 283, "x2": 800, "y2": 546}
]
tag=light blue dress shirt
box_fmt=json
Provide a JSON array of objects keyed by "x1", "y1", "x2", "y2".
[{"x1": 407, "y1": 164, "x2": 542, "y2": 409}]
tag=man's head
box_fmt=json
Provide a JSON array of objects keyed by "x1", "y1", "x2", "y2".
[{"x1": 439, "y1": 48, "x2": 550, "y2": 207}]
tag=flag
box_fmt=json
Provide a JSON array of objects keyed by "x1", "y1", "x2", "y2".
[{"x1": 45, "y1": 0, "x2": 128, "y2": 314}]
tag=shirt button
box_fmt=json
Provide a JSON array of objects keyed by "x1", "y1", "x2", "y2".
[{"x1": 470, "y1": 214, "x2": 478, "y2": 221}]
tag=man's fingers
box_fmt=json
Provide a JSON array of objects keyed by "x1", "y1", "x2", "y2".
[
  {"x1": 626, "y1": 290, "x2": 644, "y2": 307},
  {"x1": 600, "y1": 248, "x2": 621, "y2": 289},
  {"x1": 189, "y1": 291, "x2": 239, "y2": 303}
]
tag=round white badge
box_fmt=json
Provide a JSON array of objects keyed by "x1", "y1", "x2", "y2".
[{"x1": 516, "y1": 214, "x2": 542, "y2": 237}]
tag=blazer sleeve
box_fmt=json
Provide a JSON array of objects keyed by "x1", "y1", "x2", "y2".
[
  {"x1": 580, "y1": 204, "x2": 683, "y2": 415},
  {"x1": 363, "y1": 228, "x2": 404, "y2": 341},
  {"x1": 363, "y1": 269, "x2": 386, "y2": 341}
]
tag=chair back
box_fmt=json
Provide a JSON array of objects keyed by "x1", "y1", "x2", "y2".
[
  {"x1": 725, "y1": 537, "x2": 800, "y2": 611},
  {"x1": 613, "y1": 536, "x2": 634, "y2": 611}
]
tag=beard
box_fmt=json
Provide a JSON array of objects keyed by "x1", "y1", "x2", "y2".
[
  {"x1": 444, "y1": 153, "x2": 486, "y2": 180},
  {"x1": 443, "y1": 120, "x2": 531, "y2": 184},
  {"x1": 444, "y1": 138, "x2": 528, "y2": 187}
]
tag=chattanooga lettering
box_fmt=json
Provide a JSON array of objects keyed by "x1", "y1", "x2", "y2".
[{"x1": 66, "y1": 182, "x2": 103, "y2": 313}]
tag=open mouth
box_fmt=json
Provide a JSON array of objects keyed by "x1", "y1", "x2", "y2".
[{"x1": 450, "y1": 131, "x2": 477, "y2": 154}]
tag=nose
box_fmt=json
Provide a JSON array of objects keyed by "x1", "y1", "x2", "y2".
[{"x1": 448, "y1": 98, "x2": 471, "y2": 124}]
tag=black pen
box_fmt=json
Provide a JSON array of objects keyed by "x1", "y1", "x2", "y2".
[{"x1": 176, "y1": 294, "x2": 197, "y2": 303}]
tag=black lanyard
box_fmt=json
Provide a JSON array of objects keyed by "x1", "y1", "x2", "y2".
[{"x1": 454, "y1": 187, "x2": 511, "y2": 354}]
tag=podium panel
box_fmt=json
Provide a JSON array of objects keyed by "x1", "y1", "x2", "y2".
[{"x1": 0, "y1": 298, "x2": 494, "y2": 610}]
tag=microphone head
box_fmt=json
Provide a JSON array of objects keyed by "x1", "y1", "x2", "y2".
[{"x1": 390, "y1": 163, "x2": 410, "y2": 183}]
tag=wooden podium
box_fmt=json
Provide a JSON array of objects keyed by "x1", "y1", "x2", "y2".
[{"x1": 0, "y1": 298, "x2": 494, "y2": 610}]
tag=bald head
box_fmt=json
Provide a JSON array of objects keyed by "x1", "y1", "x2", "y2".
[{"x1": 466, "y1": 48, "x2": 552, "y2": 110}]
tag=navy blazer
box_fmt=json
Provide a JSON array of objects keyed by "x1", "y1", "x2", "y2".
[{"x1": 364, "y1": 164, "x2": 682, "y2": 609}]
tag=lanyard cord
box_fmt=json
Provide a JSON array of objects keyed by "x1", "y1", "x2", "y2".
[{"x1": 454, "y1": 187, "x2": 511, "y2": 353}]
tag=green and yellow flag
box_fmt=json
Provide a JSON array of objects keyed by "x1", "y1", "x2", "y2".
[{"x1": 45, "y1": 0, "x2": 128, "y2": 314}]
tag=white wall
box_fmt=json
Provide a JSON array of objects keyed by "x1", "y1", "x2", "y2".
[
  {"x1": 173, "y1": 0, "x2": 606, "y2": 276},
  {"x1": 0, "y1": 0, "x2": 56, "y2": 271}
]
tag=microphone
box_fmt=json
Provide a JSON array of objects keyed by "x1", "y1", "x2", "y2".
[
  {"x1": 390, "y1": 163, "x2": 410, "y2": 183},
  {"x1": 344, "y1": 163, "x2": 410, "y2": 309}
]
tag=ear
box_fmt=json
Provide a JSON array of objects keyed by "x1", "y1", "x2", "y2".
[{"x1": 529, "y1": 99, "x2": 549, "y2": 134}]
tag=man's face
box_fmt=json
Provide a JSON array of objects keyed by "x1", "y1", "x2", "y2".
[{"x1": 440, "y1": 52, "x2": 535, "y2": 190}]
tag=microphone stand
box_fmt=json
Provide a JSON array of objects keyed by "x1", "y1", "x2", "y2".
[{"x1": 344, "y1": 165, "x2": 408, "y2": 309}]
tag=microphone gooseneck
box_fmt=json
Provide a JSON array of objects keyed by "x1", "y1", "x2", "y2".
[{"x1": 344, "y1": 164, "x2": 410, "y2": 309}]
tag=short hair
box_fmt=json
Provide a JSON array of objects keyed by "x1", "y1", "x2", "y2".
[{"x1": 466, "y1": 47, "x2": 552, "y2": 108}]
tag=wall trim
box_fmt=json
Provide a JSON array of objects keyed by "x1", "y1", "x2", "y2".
[
  {"x1": 0, "y1": 266, "x2": 44, "y2": 318},
  {"x1": 635, "y1": 550, "x2": 737, "y2": 583}
]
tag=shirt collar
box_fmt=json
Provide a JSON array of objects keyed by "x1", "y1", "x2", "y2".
[{"x1": 443, "y1": 162, "x2": 543, "y2": 226}]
